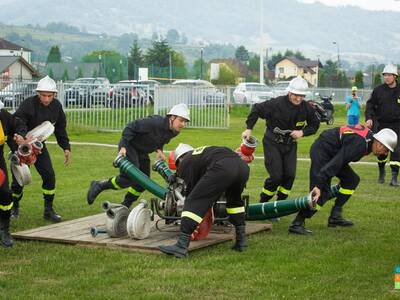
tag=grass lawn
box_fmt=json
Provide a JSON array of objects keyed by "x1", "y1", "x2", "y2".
[{"x1": 1, "y1": 105, "x2": 399, "y2": 299}]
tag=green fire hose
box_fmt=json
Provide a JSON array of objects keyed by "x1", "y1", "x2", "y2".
[
  {"x1": 246, "y1": 184, "x2": 339, "y2": 221},
  {"x1": 113, "y1": 155, "x2": 340, "y2": 220},
  {"x1": 113, "y1": 155, "x2": 168, "y2": 199}
]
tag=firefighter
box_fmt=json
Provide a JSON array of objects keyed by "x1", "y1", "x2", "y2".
[
  {"x1": 159, "y1": 144, "x2": 250, "y2": 258},
  {"x1": 365, "y1": 64, "x2": 400, "y2": 186},
  {"x1": 242, "y1": 76, "x2": 319, "y2": 203},
  {"x1": 0, "y1": 100, "x2": 27, "y2": 247},
  {"x1": 289, "y1": 126, "x2": 397, "y2": 235},
  {"x1": 87, "y1": 103, "x2": 190, "y2": 207},
  {"x1": 11, "y1": 76, "x2": 71, "y2": 222}
]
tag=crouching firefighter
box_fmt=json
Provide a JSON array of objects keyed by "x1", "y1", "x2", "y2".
[
  {"x1": 159, "y1": 144, "x2": 250, "y2": 258},
  {"x1": 289, "y1": 125, "x2": 397, "y2": 235},
  {"x1": 87, "y1": 103, "x2": 190, "y2": 207}
]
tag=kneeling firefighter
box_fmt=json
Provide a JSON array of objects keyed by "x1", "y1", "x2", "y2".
[
  {"x1": 159, "y1": 144, "x2": 250, "y2": 258},
  {"x1": 289, "y1": 125, "x2": 397, "y2": 235},
  {"x1": 87, "y1": 103, "x2": 190, "y2": 207}
]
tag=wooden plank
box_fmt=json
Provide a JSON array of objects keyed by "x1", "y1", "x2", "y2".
[{"x1": 13, "y1": 214, "x2": 272, "y2": 253}]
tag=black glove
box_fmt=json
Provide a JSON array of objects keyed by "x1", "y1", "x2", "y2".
[{"x1": 167, "y1": 173, "x2": 177, "y2": 185}]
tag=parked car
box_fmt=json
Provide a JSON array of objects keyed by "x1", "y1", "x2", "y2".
[
  {"x1": 64, "y1": 77, "x2": 110, "y2": 108},
  {"x1": 171, "y1": 79, "x2": 226, "y2": 106},
  {"x1": 0, "y1": 82, "x2": 36, "y2": 109},
  {"x1": 272, "y1": 80, "x2": 312, "y2": 100},
  {"x1": 134, "y1": 79, "x2": 160, "y2": 105},
  {"x1": 272, "y1": 81, "x2": 291, "y2": 98},
  {"x1": 108, "y1": 80, "x2": 147, "y2": 108},
  {"x1": 233, "y1": 82, "x2": 273, "y2": 104}
]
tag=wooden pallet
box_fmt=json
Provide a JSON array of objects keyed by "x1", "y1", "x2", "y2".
[{"x1": 13, "y1": 214, "x2": 272, "y2": 254}]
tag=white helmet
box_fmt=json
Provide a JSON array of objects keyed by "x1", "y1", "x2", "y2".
[
  {"x1": 286, "y1": 76, "x2": 309, "y2": 95},
  {"x1": 382, "y1": 64, "x2": 398, "y2": 76},
  {"x1": 167, "y1": 103, "x2": 190, "y2": 121},
  {"x1": 174, "y1": 143, "x2": 194, "y2": 162},
  {"x1": 36, "y1": 75, "x2": 58, "y2": 93},
  {"x1": 373, "y1": 128, "x2": 398, "y2": 152}
]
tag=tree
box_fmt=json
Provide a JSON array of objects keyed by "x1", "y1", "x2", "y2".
[
  {"x1": 192, "y1": 58, "x2": 207, "y2": 79},
  {"x1": 166, "y1": 29, "x2": 180, "y2": 44},
  {"x1": 82, "y1": 50, "x2": 125, "y2": 82},
  {"x1": 211, "y1": 63, "x2": 239, "y2": 85},
  {"x1": 268, "y1": 52, "x2": 283, "y2": 70},
  {"x1": 144, "y1": 39, "x2": 172, "y2": 67},
  {"x1": 77, "y1": 67, "x2": 83, "y2": 78},
  {"x1": 48, "y1": 68, "x2": 54, "y2": 79},
  {"x1": 46, "y1": 46, "x2": 62, "y2": 63},
  {"x1": 235, "y1": 46, "x2": 249, "y2": 62},
  {"x1": 248, "y1": 54, "x2": 260, "y2": 72},
  {"x1": 373, "y1": 73, "x2": 382, "y2": 87},
  {"x1": 354, "y1": 71, "x2": 364, "y2": 88},
  {"x1": 128, "y1": 40, "x2": 143, "y2": 80},
  {"x1": 61, "y1": 68, "x2": 69, "y2": 81}
]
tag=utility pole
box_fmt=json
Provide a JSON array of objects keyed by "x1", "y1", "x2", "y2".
[{"x1": 259, "y1": 0, "x2": 264, "y2": 84}]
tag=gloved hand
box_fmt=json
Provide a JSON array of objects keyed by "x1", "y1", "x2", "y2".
[{"x1": 167, "y1": 173, "x2": 177, "y2": 185}]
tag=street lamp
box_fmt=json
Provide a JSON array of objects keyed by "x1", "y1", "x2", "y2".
[
  {"x1": 200, "y1": 48, "x2": 204, "y2": 80},
  {"x1": 98, "y1": 54, "x2": 102, "y2": 77},
  {"x1": 259, "y1": 0, "x2": 264, "y2": 84},
  {"x1": 332, "y1": 41, "x2": 340, "y2": 72},
  {"x1": 169, "y1": 51, "x2": 172, "y2": 82},
  {"x1": 20, "y1": 47, "x2": 24, "y2": 81}
]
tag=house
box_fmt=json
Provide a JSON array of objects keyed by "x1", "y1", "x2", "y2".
[
  {"x1": 0, "y1": 56, "x2": 39, "y2": 81},
  {"x1": 0, "y1": 38, "x2": 32, "y2": 64},
  {"x1": 274, "y1": 56, "x2": 322, "y2": 87}
]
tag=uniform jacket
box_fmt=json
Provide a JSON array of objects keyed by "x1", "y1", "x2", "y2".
[
  {"x1": 119, "y1": 115, "x2": 177, "y2": 154},
  {"x1": 177, "y1": 146, "x2": 241, "y2": 194},
  {"x1": 0, "y1": 109, "x2": 18, "y2": 157},
  {"x1": 365, "y1": 82, "x2": 400, "y2": 124},
  {"x1": 14, "y1": 95, "x2": 70, "y2": 151},
  {"x1": 245, "y1": 95, "x2": 320, "y2": 139},
  {"x1": 313, "y1": 127, "x2": 373, "y2": 188}
]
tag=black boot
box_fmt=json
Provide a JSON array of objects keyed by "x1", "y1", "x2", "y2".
[
  {"x1": 0, "y1": 213, "x2": 13, "y2": 248},
  {"x1": 87, "y1": 180, "x2": 111, "y2": 205},
  {"x1": 43, "y1": 200, "x2": 62, "y2": 223},
  {"x1": 390, "y1": 171, "x2": 399, "y2": 187},
  {"x1": 378, "y1": 166, "x2": 386, "y2": 184},
  {"x1": 232, "y1": 225, "x2": 247, "y2": 252},
  {"x1": 10, "y1": 200, "x2": 19, "y2": 218},
  {"x1": 328, "y1": 205, "x2": 353, "y2": 227},
  {"x1": 288, "y1": 214, "x2": 312, "y2": 235},
  {"x1": 10, "y1": 193, "x2": 22, "y2": 218},
  {"x1": 121, "y1": 194, "x2": 139, "y2": 209},
  {"x1": 159, "y1": 232, "x2": 191, "y2": 258}
]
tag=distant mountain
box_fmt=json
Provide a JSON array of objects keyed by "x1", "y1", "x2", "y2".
[{"x1": 0, "y1": 0, "x2": 399, "y2": 62}]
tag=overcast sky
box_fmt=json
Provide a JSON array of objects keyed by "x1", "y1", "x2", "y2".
[{"x1": 297, "y1": 0, "x2": 400, "y2": 12}]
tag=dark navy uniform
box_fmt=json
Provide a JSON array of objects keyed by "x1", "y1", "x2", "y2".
[
  {"x1": 289, "y1": 126, "x2": 373, "y2": 234},
  {"x1": 365, "y1": 82, "x2": 400, "y2": 182},
  {"x1": 177, "y1": 146, "x2": 250, "y2": 235},
  {"x1": 11, "y1": 95, "x2": 70, "y2": 216},
  {"x1": 88, "y1": 115, "x2": 178, "y2": 207},
  {"x1": 0, "y1": 109, "x2": 19, "y2": 247},
  {"x1": 245, "y1": 95, "x2": 319, "y2": 202}
]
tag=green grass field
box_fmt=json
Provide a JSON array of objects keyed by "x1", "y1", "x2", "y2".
[{"x1": 1, "y1": 105, "x2": 399, "y2": 299}]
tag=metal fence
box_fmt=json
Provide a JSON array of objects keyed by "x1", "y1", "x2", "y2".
[
  {"x1": 225, "y1": 85, "x2": 373, "y2": 105},
  {"x1": 154, "y1": 85, "x2": 230, "y2": 128},
  {"x1": 0, "y1": 79, "x2": 373, "y2": 131}
]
